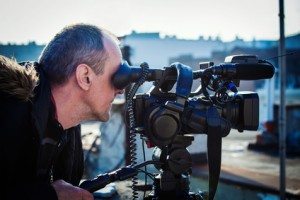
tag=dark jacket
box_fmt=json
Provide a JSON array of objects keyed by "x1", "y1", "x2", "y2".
[{"x1": 0, "y1": 57, "x2": 84, "y2": 200}]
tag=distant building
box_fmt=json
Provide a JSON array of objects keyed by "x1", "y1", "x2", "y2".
[
  {"x1": 121, "y1": 31, "x2": 297, "y2": 69},
  {"x1": 169, "y1": 54, "x2": 210, "y2": 71},
  {"x1": 167, "y1": 33, "x2": 300, "y2": 91},
  {"x1": 122, "y1": 31, "x2": 226, "y2": 68},
  {"x1": 0, "y1": 41, "x2": 45, "y2": 61}
]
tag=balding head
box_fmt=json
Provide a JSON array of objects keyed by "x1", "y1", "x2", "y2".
[{"x1": 39, "y1": 24, "x2": 119, "y2": 86}]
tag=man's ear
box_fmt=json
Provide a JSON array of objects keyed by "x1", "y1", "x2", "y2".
[{"x1": 75, "y1": 64, "x2": 93, "y2": 90}]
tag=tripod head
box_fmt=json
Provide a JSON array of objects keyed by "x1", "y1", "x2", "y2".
[{"x1": 80, "y1": 55, "x2": 275, "y2": 200}]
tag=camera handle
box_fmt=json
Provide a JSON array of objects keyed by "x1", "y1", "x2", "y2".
[
  {"x1": 79, "y1": 161, "x2": 161, "y2": 193},
  {"x1": 79, "y1": 166, "x2": 138, "y2": 193}
]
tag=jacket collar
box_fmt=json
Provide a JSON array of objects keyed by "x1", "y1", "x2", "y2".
[{"x1": 31, "y1": 63, "x2": 52, "y2": 140}]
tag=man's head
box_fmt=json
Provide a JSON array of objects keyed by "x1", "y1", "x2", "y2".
[
  {"x1": 39, "y1": 24, "x2": 110, "y2": 85},
  {"x1": 39, "y1": 24, "x2": 123, "y2": 123}
]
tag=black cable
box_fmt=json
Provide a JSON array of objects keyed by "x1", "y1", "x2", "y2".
[
  {"x1": 201, "y1": 71, "x2": 214, "y2": 103},
  {"x1": 133, "y1": 160, "x2": 162, "y2": 169},
  {"x1": 126, "y1": 62, "x2": 149, "y2": 199},
  {"x1": 264, "y1": 51, "x2": 296, "y2": 61},
  {"x1": 189, "y1": 84, "x2": 203, "y2": 97},
  {"x1": 141, "y1": 138, "x2": 147, "y2": 198},
  {"x1": 137, "y1": 169, "x2": 154, "y2": 180}
]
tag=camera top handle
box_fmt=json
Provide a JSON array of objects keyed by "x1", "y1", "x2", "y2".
[{"x1": 112, "y1": 60, "x2": 275, "y2": 90}]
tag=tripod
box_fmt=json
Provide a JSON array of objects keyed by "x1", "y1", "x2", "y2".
[{"x1": 142, "y1": 135, "x2": 204, "y2": 200}]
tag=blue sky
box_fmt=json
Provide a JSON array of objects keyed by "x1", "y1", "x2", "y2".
[{"x1": 0, "y1": 0, "x2": 299, "y2": 44}]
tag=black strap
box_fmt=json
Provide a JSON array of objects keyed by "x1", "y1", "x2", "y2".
[{"x1": 206, "y1": 106, "x2": 222, "y2": 200}]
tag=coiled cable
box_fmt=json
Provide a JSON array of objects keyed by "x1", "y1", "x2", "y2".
[{"x1": 126, "y1": 62, "x2": 149, "y2": 199}]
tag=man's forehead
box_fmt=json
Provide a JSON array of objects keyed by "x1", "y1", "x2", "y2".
[{"x1": 103, "y1": 36, "x2": 122, "y2": 58}]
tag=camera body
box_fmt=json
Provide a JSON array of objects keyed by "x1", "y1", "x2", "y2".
[{"x1": 133, "y1": 83, "x2": 259, "y2": 149}]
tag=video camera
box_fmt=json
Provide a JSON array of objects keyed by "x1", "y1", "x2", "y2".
[{"x1": 80, "y1": 55, "x2": 275, "y2": 200}]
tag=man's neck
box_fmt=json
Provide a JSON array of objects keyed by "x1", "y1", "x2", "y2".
[{"x1": 51, "y1": 84, "x2": 82, "y2": 129}]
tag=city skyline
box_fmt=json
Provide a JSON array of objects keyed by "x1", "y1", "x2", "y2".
[
  {"x1": 1, "y1": 30, "x2": 299, "y2": 46},
  {"x1": 0, "y1": 0, "x2": 299, "y2": 44}
]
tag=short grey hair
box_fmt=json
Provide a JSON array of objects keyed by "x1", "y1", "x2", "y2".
[{"x1": 39, "y1": 24, "x2": 109, "y2": 85}]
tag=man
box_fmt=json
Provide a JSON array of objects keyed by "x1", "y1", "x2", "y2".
[{"x1": 0, "y1": 24, "x2": 124, "y2": 200}]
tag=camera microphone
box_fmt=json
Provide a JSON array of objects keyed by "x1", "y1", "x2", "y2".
[{"x1": 210, "y1": 61, "x2": 275, "y2": 80}]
